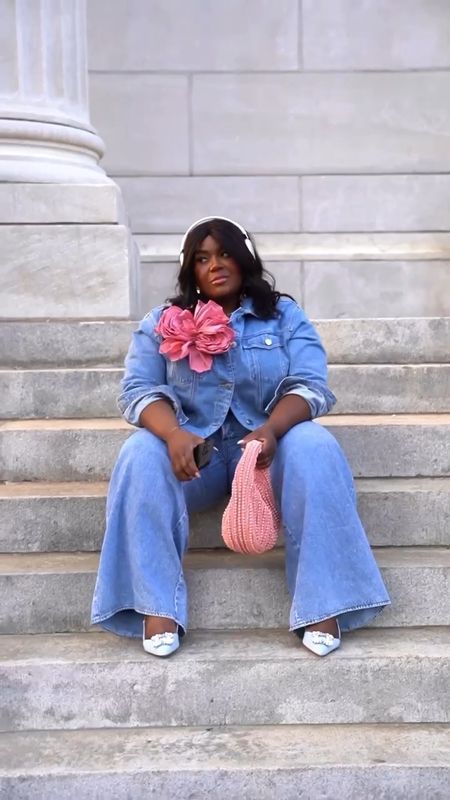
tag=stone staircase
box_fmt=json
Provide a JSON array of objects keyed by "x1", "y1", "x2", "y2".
[{"x1": 1, "y1": 316, "x2": 449, "y2": 798}]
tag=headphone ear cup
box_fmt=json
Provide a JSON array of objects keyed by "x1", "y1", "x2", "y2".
[{"x1": 245, "y1": 238, "x2": 256, "y2": 259}]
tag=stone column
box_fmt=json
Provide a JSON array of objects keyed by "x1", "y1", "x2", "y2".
[
  {"x1": 0, "y1": 0, "x2": 107, "y2": 183},
  {"x1": 0, "y1": 0, "x2": 139, "y2": 318}
]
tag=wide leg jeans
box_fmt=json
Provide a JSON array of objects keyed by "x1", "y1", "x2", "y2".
[{"x1": 91, "y1": 415, "x2": 390, "y2": 637}]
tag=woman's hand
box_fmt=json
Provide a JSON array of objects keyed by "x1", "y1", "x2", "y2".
[
  {"x1": 239, "y1": 423, "x2": 277, "y2": 469},
  {"x1": 166, "y1": 428, "x2": 204, "y2": 481}
]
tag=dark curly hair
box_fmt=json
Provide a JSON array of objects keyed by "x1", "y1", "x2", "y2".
[{"x1": 169, "y1": 218, "x2": 282, "y2": 319}]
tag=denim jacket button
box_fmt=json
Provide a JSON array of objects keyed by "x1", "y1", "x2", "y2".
[{"x1": 265, "y1": 337, "x2": 272, "y2": 346}]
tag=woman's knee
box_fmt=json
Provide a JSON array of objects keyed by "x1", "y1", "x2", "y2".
[
  {"x1": 117, "y1": 428, "x2": 169, "y2": 472},
  {"x1": 275, "y1": 420, "x2": 350, "y2": 480},
  {"x1": 281, "y1": 420, "x2": 340, "y2": 457}
]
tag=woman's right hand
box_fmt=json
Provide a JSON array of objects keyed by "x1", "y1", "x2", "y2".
[{"x1": 166, "y1": 428, "x2": 204, "y2": 481}]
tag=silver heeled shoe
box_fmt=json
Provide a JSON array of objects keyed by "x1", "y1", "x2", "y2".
[
  {"x1": 302, "y1": 621, "x2": 341, "y2": 657},
  {"x1": 142, "y1": 622, "x2": 180, "y2": 657}
]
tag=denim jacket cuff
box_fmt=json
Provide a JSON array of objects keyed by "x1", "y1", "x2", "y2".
[
  {"x1": 265, "y1": 377, "x2": 337, "y2": 419},
  {"x1": 120, "y1": 387, "x2": 188, "y2": 427}
]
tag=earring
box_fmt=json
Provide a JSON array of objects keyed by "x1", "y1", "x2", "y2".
[{"x1": 196, "y1": 287, "x2": 201, "y2": 295}]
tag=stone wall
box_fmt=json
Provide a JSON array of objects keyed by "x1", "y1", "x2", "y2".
[{"x1": 86, "y1": 0, "x2": 450, "y2": 317}]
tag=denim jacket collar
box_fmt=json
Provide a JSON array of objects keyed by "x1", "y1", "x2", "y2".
[{"x1": 232, "y1": 297, "x2": 259, "y2": 318}]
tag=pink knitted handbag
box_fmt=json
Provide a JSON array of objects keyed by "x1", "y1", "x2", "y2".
[{"x1": 222, "y1": 440, "x2": 280, "y2": 554}]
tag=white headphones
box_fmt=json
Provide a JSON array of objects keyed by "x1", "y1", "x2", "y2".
[{"x1": 179, "y1": 216, "x2": 256, "y2": 266}]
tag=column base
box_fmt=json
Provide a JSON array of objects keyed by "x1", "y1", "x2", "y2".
[{"x1": 0, "y1": 119, "x2": 108, "y2": 184}]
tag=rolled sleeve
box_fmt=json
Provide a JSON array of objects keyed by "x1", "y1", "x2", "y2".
[
  {"x1": 265, "y1": 303, "x2": 337, "y2": 419},
  {"x1": 120, "y1": 386, "x2": 187, "y2": 427},
  {"x1": 265, "y1": 377, "x2": 336, "y2": 419},
  {"x1": 117, "y1": 310, "x2": 188, "y2": 428}
]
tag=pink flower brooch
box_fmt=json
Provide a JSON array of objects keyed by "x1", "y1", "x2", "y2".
[{"x1": 155, "y1": 300, "x2": 236, "y2": 373}]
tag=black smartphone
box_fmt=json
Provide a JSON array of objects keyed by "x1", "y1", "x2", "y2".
[{"x1": 193, "y1": 438, "x2": 214, "y2": 469}]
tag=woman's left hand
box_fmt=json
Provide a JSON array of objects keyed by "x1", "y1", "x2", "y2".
[{"x1": 239, "y1": 424, "x2": 277, "y2": 469}]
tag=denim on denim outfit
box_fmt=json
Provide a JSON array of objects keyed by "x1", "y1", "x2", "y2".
[{"x1": 91, "y1": 298, "x2": 390, "y2": 637}]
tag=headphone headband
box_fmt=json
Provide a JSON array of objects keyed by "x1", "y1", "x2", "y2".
[{"x1": 179, "y1": 216, "x2": 256, "y2": 265}]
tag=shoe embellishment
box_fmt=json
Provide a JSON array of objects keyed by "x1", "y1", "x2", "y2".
[
  {"x1": 310, "y1": 632, "x2": 336, "y2": 646},
  {"x1": 148, "y1": 632, "x2": 177, "y2": 647}
]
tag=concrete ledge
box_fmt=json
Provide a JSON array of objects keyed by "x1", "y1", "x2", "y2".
[
  {"x1": 0, "y1": 548, "x2": 449, "y2": 634},
  {"x1": 2, "y1": 363, "x2": 449, "y2": 418},
  {"x1": 1, "y1": 416, "x2": 448, "y2": 481},
  {"x1": 1, "y1": 478, "x2": 448, "y2": 553},
  {"x1": 1, "y1": 724, "x2": 449, "y2": 799},
  {"x1": 0, "y1": 321, "x2": 136, "y2": 367},
  {"x1": 136, "y1": 232, "x2": 450, "y2": 262},
  {"x1": 1, "y1": 628, "x2": 449, "y2": 729},
  {"x1": 1, "y1": 318, "x2": 448, "y2": 367}
]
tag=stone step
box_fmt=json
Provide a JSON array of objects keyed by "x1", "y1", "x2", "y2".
[
  {"x1": 1, "y1": 724, "x2": 449, "y2": 800},
  {"x1": 1, "y1": 318, "x2": 448, "y2": 368},
  {"x1": 2, "y1": 363, "x2": 450, "y2": 418},
  {"x1": 1, "y1": 548, "x2": 449, "y2": 635},
  {"x1": 1, "y1": 415, "x2": 449, "y2": 481},
  {"x1": 1, "y1": 478, "x2": 449, "y2": 553},
  {"x1": 2, "y1": 628, "x2": 450, "y2": 730}
]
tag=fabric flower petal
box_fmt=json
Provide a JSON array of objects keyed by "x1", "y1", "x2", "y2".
[
  {"x1": 156, "y1": 300, "x2": 235, "y2": 373},
  {"x1": 188, "y1": 348, "x2": 213, "y2": 372}
]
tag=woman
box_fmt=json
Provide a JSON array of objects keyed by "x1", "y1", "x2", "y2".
[{"x1": 91, "y1": 216, "x2": 390, "y2": 658}]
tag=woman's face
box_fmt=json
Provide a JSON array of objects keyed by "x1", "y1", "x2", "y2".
[{"x1": 193, "y1": 235, "x2": 243, "y2": 313}]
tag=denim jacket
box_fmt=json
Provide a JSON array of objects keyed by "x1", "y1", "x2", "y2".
[{"x1": 118, "y1": 297, "x2": 336, "y2": 437}]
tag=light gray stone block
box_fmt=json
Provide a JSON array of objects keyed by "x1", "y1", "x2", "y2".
[
  {"x1": 1, "y1": 478, "x2": 448, "y2": 553},
  {"x1": 186, "y1": 549, "x2": 450, "y2": 632},
  {"x1": 89, "y1": 74, "x2": 189, "y2": 175},
  {"x1": 357, "y1": 478, "x2": 450, "y2": 547},
  {"x1": 0, "y1": 368, "x2": 122, "y2": 419},
  {"x1": 1, "y1": 628, "x2": 449, "y2": 729},
  {"x1": 88, "y1": 0, "x2": 299, "y2": 71},
  {"x1": 269, "y1": 262, "x2": 302, "y2": 303},
  {"x1": 1, "y1": 318, "x2": 448, "y2": 368},
  {"x1": 0, "y1": 548, "x2": 449, "y2": 634},
  {"x1": 0, "y1": 183, "x2": 125, "y2": 224},
  {"x1": 139, "y1": 262, "x2": 179, "y2": 316},
  {"x1": 2, "y1": 364, "x2": 449, "y2": 419},
  {"x1": 0, "y1": 225, "x2": 139, "y2": 319},
  {"x1": 192, "y1": 73, "x2": 450, "y2": 174},
  {"x1": 316, "y1": 319, "x2": 450, "y2": 365},
  {"x1": 1, "y1": 416, "x2": 449, "y2": 481},
  {"x1": 2, "y1": 725, "x2": 450, "y2": 800},
  {"x1": 0, "y1": 483, "x2": 107, "y2": 553},
  {"x1": 302, "y1": 0, "x2": 450, "y2": 70},
  {"x1": 302, "y1": 175, "x2": 450, "y2": 233},
  {"x1": 329, "y1": 365, "x2": 450, "y2": 415},
  {"x1": 116, "y1": 176, "x2": 301, "y2": 234},
  {"x1": 0, "y1": 420, "x2": 131, "y2": 482},
  {"x1": 0, "y1": 321, "x2": 136, "y2": 368},
  {"x1": 303, "y1": 261, "x2": 450, "y2": 318},
  {"x1": 323, "y1": 416, "x2": 450, "y2": 478}
]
